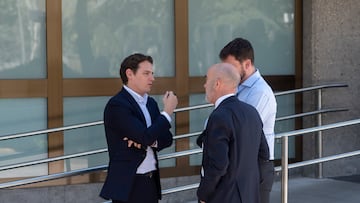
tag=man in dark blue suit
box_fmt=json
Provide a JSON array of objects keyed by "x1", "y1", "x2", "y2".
[
  {"x1": 197, "y1": 63, "x2": 269, "y2": 203},
  {"x1": 100, "y1": 53, "x2": 178, "y2": 203}
]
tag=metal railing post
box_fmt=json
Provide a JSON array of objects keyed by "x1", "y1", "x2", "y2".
[
  {"x1": 317, "y1": 89, "x2": 323, "y2": 178},
  {"x1": 281, "y1": 135, "x2": 288, "y2": 203}
]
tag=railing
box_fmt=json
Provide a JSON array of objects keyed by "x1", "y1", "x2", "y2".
[
  {"x1": 0, "y1": 83, "x2": 347, "y2": 142},
  {"x1": 0, "y1": 109, "x2": 347, "y2": 176},
  {"x1": 0, "y1": 83, "x2": 355, "y2": 203},
  {"x1": 275, "y1": 118, "x2": 360, "y2": 203}
]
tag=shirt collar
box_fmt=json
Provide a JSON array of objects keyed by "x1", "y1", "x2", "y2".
[
  {"x1": 215, "y1": 93, "x2": 235, "y2": 109},
  {"x1": 123, "y1": 85, "x2": 148, "y2": 104},
  {"x1": 241, "y1": 69, "x2": 261, "y2": 88}
]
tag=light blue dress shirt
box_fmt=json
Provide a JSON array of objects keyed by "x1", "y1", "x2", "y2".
[{"x1": 236, "y1": 70, "x2": 277, "y2": 160}]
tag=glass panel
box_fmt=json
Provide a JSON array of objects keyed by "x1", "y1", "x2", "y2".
[
  {"x1": 63, "y1": 97, "x2": 109, "y2": 171},
  {"x1": 0, "y1": 0, "x2": 46, "y2": 79},
  {"x1": 0, "y1": 98, "x2": 47, "y2": 177},
  {"x1": 189, "y1": 0, "x2": 294, "y2": 76},
  {"x1": 62, "y1": 0, "x2": 175, "y2": 78},
  {"x1": 274, "y1": 94, "x2": 296, "y2": 159},
  {"x1": 189, "y1": 94, "x2": 213, "y2": 166}
]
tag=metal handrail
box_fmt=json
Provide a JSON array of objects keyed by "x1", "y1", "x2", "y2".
[
  {"x1": 162, "y1": 183, "x2": 200, "y2": 195},
  {"x1": 0, "y1": 83, "x2": 351, "y2": 201},
  {"x1": 274, "y1": 108, "x2": 347, "y2": 121},
  {"x1": 0, "y1": 147, "x2": 202, "y2": 189},
  {"x1": 0, "y1": 83, "x2": 347, "y2": 142},
  {"x1": 275, "y1": 150, "x2": 360, "y2": 172},
  {"x1": 174, "y1": 103, "x2": 213, "y2": 113},
  {"x1": 166, "y1": 118, "x2": 360, "y2": 197},
  {"x1": 0, "y1": 165, "x2": 108, "y2": 189},
  {"x1": 276, "y1": 118, "x2": 360, "y2": 203},
  {"x1": 0, "y1": 149, "x2": 107, "y2": 172},
  {"x1": 0, "y1": 107, "x2": 347, "y2": 142},
  {"x1": 275, "y1": 118, "x2": 360, "y2": 139},
  {"x1": 0, "y1": 119, "x2": 360, "y2": 190},
  {"x1": 159, "y1": 148, "x2": 202, "y2": 160},
  {"x1": 0, "y1": 144, "x2": 201, "y2": 172},
  {"x1": 163, "y1": 148, "x2": 360, "y2": 197},
  {"x1": 0, "y1": 121, "x2": 103, "y2": 141},
  {"x1": 173, "y1": 108, "x2": 348, "y2": 140},
  {"x1": 0, "y1": 108, "x2": 347, "y2": 172},
  {"x1": 274, "y1": 83, "x2": 347, "y2": 96}
]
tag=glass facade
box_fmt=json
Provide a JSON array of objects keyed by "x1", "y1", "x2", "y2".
[
  {"x1": 189, "y1": 94, "x2": 213, "y2": 166},
  {"x1": 0, "y1": 0, "x2": 46, "y2": 79},
  {"x1": 62, "y1": 0, "x2": 175, "y2": 78},
  {"x1": 63, "y1": 97, "x2": 109, "y2": 171},
  {"x1": 0, "y1": 0, "x2": 299, "y2": 181},
  {"x1": 0, "y1": 98, "x2": 47, "y2": 177},
  {"x1": 188, "y1": 0, "x2": 294, "y2": 76},
  {"x1": 274, "y1": 94, "x2": 296, "y2": 159},
  {"x1": 188, "y1": 0, "x2": 296, "y2": 164}
]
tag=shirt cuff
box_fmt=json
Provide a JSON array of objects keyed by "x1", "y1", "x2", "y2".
[{"x1": 161, "y1": 111, "x2": 172, "y2": 123}]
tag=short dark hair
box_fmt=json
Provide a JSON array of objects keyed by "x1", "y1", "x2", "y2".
[
  {"x1": 120, "y1": 53, "x2": 153, "y2": 84},
  {"x1": 219, "y1": 38, "x2": 255, "y2": 64}
]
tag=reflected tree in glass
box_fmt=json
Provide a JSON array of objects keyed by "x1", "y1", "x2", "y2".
[{"x1": 62, "y1": 0, "x2": 174, "y2": 78}]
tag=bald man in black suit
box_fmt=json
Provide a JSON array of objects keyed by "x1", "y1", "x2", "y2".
[{"x1": 197, "y1": 63, "x2": 269, "y2": 203}]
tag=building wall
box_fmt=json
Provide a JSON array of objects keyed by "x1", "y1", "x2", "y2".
[{"x1": 303, "y1": 0, "x2": 360, "y2": 177}]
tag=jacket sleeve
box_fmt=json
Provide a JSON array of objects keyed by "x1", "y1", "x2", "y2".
[
  {"x1": 259, "y1": 130, "x2": 270, "y2": 161},
  {"x1": 104, "y1": 97, "x2": 172, "y2": 147}
]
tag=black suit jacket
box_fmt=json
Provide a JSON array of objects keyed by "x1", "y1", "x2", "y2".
[
  {"x1": 99, "y1": 88, "x2": 173, "y2": 201},
  {"x1": 197, "y1": 96, "x2": 269, "y2": 203}
]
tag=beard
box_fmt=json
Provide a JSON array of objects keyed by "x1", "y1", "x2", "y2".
[{"x1": 239, "y1": 69, "x2": 246, "y2": 83}]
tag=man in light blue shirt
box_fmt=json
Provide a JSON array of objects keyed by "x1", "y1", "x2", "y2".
[{"x1": 220, "y1": 38, "x2": 277, "y2": 203}]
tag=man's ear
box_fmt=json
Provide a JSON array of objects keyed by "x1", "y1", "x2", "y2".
[
  {"x1": 125, "y1": 68, "x2": 134, "y2": 79},
  {"x1": 244, "y1": 59, "x2": 252, "y2": 70},
  {"x1": 215, "y1": 79, "x2": 221, "y2": 89}
]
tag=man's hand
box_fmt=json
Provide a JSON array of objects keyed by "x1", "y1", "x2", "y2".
[
  {"x1": 163, "y1": 91, "x2": 178, "y2": 116},
  {"x1": 123, "y1": 137, "x2": 142, "y2": 149}
]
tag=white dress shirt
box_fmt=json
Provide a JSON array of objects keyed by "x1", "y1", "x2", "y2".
[
  {"x1": 123, "y1": 86, "x2": 171, "y2": 173},
  {"x1": 236, "y1": 70, "x2": 277, "y2": 160}
]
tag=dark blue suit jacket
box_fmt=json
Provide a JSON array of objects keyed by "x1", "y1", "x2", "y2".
[
  {"x1": 100, "y1": 88, "x2": 173, "y2": 201},
  {"x1": 197, "y1": 96, "x2": 269, "y2": 203}
]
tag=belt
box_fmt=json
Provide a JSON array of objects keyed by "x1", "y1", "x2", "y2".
[{"x1": 136, "y1": 171, "x2": 155, "y2": 178}]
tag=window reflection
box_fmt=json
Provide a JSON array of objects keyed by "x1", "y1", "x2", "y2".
[
  {"x1": 0, "y1": 98, "x2": 47, "y2": 177},
  {"x1": 0, "y1": 0, "x2": 46, "y2": 79},
  {"x1": 62, "y1": 0, "x2": 175, "y2": 78},
  {"x1": 189, "y1": 0, "x2": 295, "y2": 76}
]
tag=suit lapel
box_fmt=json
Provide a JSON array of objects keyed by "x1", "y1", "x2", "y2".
[
  {"x1": 121, "y1": 88, "x2": 147, "y2": 125},
  {"x1": 146, "y1": 100, "x2": 157, "y2": 123}
]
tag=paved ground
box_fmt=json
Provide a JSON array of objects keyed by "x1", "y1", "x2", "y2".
[
  {"x1": 270, "y1": 176, "x2": 360, "y2": 203},
  {"x1": 187, "y1": 175, "x2": 360, "y2": 203},
  {"x1": 2, "y1": 175, "x2": 359, "y2": 203}
]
